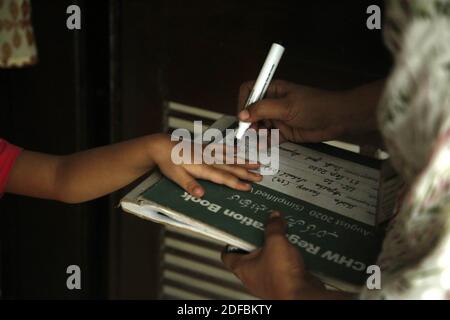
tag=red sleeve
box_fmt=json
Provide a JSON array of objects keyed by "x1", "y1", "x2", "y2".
[{"x1": 0, "y1": 139, "x2": 22, "y2": 195}]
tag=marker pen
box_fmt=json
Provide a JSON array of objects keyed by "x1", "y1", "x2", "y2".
[{"x1": 235, "y1": 43, "x2": 285, "y2": 140}]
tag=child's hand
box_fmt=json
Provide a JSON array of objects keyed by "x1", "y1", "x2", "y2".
[{"x1": 149, "y1": 134, "x2": 263, "y2": 197}]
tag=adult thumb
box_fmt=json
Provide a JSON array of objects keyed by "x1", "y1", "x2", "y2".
[{"x1": 264, "y1": 211, "x2": 288, "y2": 244}]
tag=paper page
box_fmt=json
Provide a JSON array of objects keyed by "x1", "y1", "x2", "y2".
[{"x1": 225, "y1": 131, "x2": 379, "y2": 225}]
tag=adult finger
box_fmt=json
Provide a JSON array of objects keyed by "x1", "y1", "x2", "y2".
[
  {"x1": 238, "y1": 80, "x2": 292, "y2": 111},
  {"x1": 221, "y1": 246, "x2": 261, "y2": 275},
  {"x1": 238, "y1": 98, "x2": 293, "y2": 123},
  {"x1": 238, "y1": 81, "x2": 255, "y2": 111}
]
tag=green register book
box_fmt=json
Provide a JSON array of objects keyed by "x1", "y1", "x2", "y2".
[{"x1": 120, "y1": 117, "x2": 401, "y2": 293}]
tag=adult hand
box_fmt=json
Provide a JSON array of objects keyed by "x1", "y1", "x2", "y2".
[
  {"x1": 222, "y1": 212, "x2": 326, "y2": 299},
  {"x1": 238, "y1": 80, "x2": 384, "y2": 144}
]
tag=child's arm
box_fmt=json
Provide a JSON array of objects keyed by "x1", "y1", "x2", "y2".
[{"x1": 5, "y1": 134, "x2": 261, "y2": 203}]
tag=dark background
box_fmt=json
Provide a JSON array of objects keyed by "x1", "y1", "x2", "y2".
[{"x1": 0, "y1": 0, "x2": 390, "y2": 299}]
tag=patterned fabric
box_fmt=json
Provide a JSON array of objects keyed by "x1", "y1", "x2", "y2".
[
  {"x1": 0, "y1": 0, "x2": 37, "y2": 67},
  {"x1": 360, "y1": 0, "x2": 450, "y2": 299}
]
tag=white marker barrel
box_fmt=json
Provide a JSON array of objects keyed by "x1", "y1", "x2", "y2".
[{"x1": 236, "y1": 43, "x2": 285, "y2": 139}]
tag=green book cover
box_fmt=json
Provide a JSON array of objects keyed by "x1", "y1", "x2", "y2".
[{"x1": 122, "y1": 167, "x2": 385, "y2": 291}]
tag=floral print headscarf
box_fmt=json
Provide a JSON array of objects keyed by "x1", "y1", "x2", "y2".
[{"x1": 361, "y1": 0, "x2": 450, "y2": 299}]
